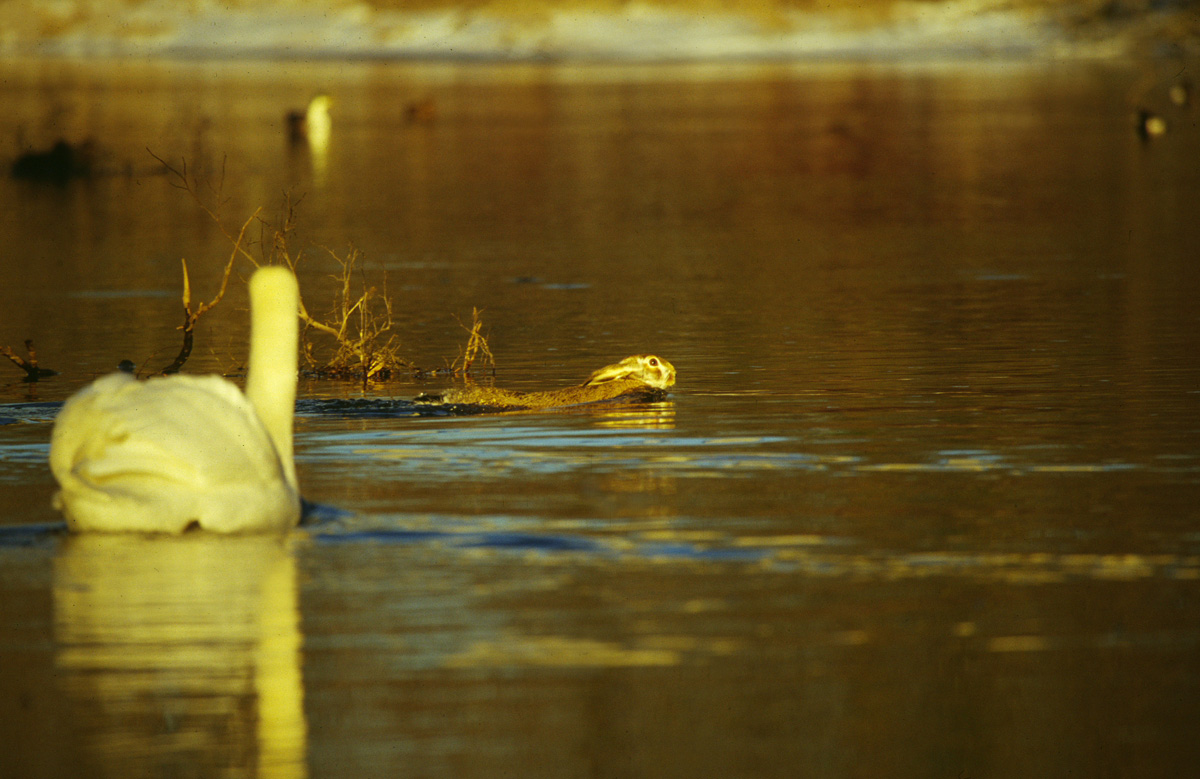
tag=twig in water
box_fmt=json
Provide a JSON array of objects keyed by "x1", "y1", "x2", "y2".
[
  {"x1": 159, "y1": 211, "x2": 252, "y2": 373},
  {"x1": 2, "y1": 340, "x2": 56, "y2": 382},
  {"x1": 452, "y1": 307, "x2": 495, "y2": 377}
]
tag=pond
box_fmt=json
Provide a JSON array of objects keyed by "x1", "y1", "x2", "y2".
[{"x1": 1, "y1": 56, "x2": 1199, "y2": 777}]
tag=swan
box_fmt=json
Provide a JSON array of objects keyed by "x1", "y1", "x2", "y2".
[
  {"x1": 287, "y1": 94, "x2": 331, "y2": 145},
  {"x1": 49, "y1": 266, "x2": 302, "y2": 533}
]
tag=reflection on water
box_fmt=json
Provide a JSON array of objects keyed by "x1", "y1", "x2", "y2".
[
  {"x1": 52, "y1": 535, "x2": 307, "y2": 779},
  {"x1": 297, "y1": 94, "x2": 332, "y2": 188}
]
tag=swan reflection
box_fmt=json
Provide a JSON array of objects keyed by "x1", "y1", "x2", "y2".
[
  {"x1": 288, "y1": 94, "x2": 332, "y2": 187},
  {"x1": 53, "y1": 534, "x2": 307, "y2": 778}
]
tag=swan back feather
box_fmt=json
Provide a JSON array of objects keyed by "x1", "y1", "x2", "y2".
[{"x1": 50, "y1": 267, "x2": 301, "y2": 533}]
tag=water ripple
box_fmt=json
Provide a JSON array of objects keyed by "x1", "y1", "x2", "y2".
[{"x1": 298, "y1": 515, "x2": 1200, "y2": 582}]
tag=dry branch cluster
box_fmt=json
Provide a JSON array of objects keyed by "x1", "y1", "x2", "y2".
[
  {"x1": 265, "y1": 202, "x2": 414, "y2": 384},
  {"x1": 5, "y1": 153, "x2": 495, "y2": 388},
  {"x1": 146, "y1": 152, "x2": 490, "y2": 386},
  {"x1": 452, "y1": 307, "x2": 496, "y2": 377}
]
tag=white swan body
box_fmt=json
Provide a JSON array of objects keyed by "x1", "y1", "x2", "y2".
[{"x1": 50, "y1": 267, "x2": 301, "y2": 533}]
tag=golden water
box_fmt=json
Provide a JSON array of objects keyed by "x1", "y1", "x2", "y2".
[{"x1": 1, "y1": 57, "x2": 1199, "y2": 777}]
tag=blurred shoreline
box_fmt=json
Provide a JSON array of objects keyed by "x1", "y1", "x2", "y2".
[{"x1": 0, "y1": 0, "x2": 1196, "y2": 62}]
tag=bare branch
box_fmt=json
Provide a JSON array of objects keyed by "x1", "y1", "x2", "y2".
[
  {"x1": 159, "y1": 213, "x2": 247, "y2": 374},
  {"x1": 2, "y1": 339, "x2": 56, "y2": 382},
  {"x1": 452, "y1": 307, "x2": 495, "y2": 377}
]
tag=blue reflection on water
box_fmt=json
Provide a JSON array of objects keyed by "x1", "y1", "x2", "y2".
[{"x1": 0, "y1": 522, "x2": 65, "y2": 547}]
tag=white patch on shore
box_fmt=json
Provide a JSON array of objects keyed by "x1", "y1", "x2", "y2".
[{"x1": 0, "y1": 0, "x2": 1073, "y2": 60}]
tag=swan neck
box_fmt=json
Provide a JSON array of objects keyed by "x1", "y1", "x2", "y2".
[{"x1": 245, "y1": 268, "x2": 300, "y2": 489}]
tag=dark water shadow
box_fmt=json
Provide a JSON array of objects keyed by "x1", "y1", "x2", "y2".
[
  {"x1": 297, "y1": 390, "x2": 670, "y2": 418},
  {"x1": 1, "y1": 390, "x2": 671, "y2": 426}
]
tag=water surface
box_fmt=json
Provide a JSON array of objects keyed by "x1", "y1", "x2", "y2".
[{"x1": 2, "y1": 57, "x2": 1199, "y2": 778}]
